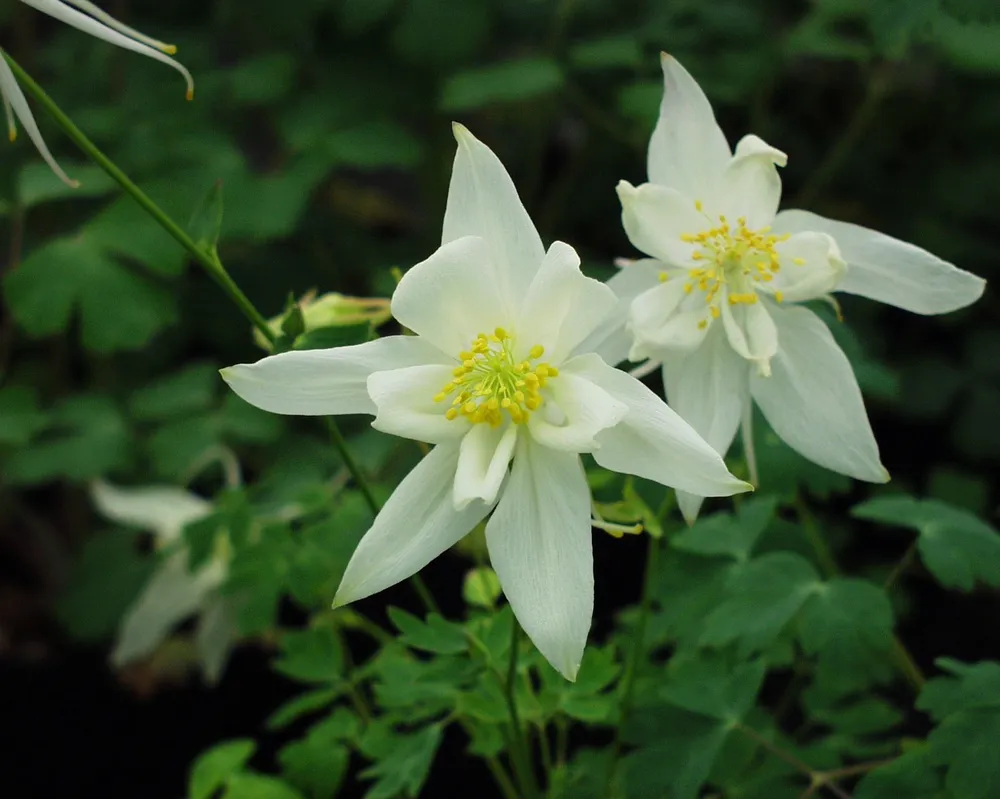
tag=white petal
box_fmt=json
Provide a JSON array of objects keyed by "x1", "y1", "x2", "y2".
[
  {"x1": 517, "y1": 241, "x2": 617, "y2": 364},
  {"x1": 485, "y1": 436, "x2": 592, "y2": 680},
  {"x1": 392, "y1": 236, "x2": 512, "y2": 356},
  {"x1": 20, "y1": 0, "x2": 194, "y2": 99},
  {"x1": 617, "y1": 181, "x2": 705, "y2": 265},
  {"x1": 718, "y1": 134, "x2": 787, "y2": 226},
  {"x1": 454, "y1": 423, "x2": 518, "y2": 509},
  {"x1": 750, "y1": 304, "x2": 888, "y2": 482},
  {"x1": 773, "y1": 209, "x2": 985, "y2": 315},
  {"x1": 442, "y1": 124, "x2": 545, "y2": 304},
  {"x1": 112, "y1": 552, "x2": 221, "y2": 666},
  {"x1": 573, "y1": 356, "x2": 751, "y2": 497},
  {"x1": 368, "y1": 364, "x2": 469, "y2": 444},
  {"x1": 221, "y1": 335, "x2": 441, "y2": 417},
  {"x1": 720, "y1": 296, "x2": 778, "y2": 372},
  {"x1": 90, "y1": 480, "x2": 211, "y2": 544},
  {"x1": 768, "y1": 231, "x2": 846, "y2": 303},
  {"x1": 647, "y1": 53, "x2": 731, "y2": 199},
  {"x1": 333, "y1": 444, "x2": 491, "y2": 606},
  {"x1": 0, "y1": 56, "x2": 77, "y2": 187},
  {"x1": 628, "y1": 277, "x2": 712, "y2": 361},
  {"x1": 573, "y1": 259, "x2": 663, "y2": 365},
  {"x1": 527, "y1": 355, "x2": 629, "y2": 453},
  {"x1": 195, "y1": 597, "x2": 238, "y2": 684}
]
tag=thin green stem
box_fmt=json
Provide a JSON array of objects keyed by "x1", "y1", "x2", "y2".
[
  {"x1": 505, "y1": 620, "x2": 539, "y2": 798},
  {"x1": 890, "y1": 635, "x2": 926, "y2": 692},
  {"x1": 458, "y1": 720, "x2": 519, "y2": 799},
  {"x1": 601, "y1": 531, "x2": 661, "y2": 797},
  {"x1": 734, "y1": 723, "x2": 852, "y2": 799},
  {"x1": 3, "y1": 52, "x2": 276, "y2": 345}
]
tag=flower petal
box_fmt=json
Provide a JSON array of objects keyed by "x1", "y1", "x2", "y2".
[
  {"x1": 517, "y1": 241, "x2": 617, "y2": 364},
  {"x1": 750, "y1": 304, "x2": 888, "y2": 482},
  {"x1": 0, "y1": 55, "x2": 78, "y2": 187},
  {"x1": 617, "y1": 181, "x2": 704, "y2": 264},
  {"x1": 20, "y1": 0, "x2": 194, "y2": 98},
  {"x1": 720, "y1": 296, "x2": 778, "y2": 372},
  {"x1": 112, "y1": 552, "x2": 223, "y2": 666},
  {"x1": 647, "y1": 53, "x2": 731, "y2": 199},
  {"x1": 454, "y1": 423, "x2": 518, "y2": 509},
  {"x1": 221, "y1": 335, "x2": 441, "y2": 417},
  {"x1": 628, "y1": 276, "x2": 713, "y2": 361},
  {"x1": 573, "y1": 356, "x2": 751, "y2": 497},
  {"x1": 333, "y1": 444, "x2": 491, "y2": 606},
  {"x1": 768, "y1": 231, "x2": 846, "y2": 303},
  {"x1": 392, "y1": 236, "x2": 512, "y2": 356},
  {"x1": 573, "y1": 259, "x2": 663, "y2": 365},
  {"x1": 485, "y1": 436, "x2": 592, "y2": 680},
  {"x1": 195, "y1": 597, "x2": 238, "y2": 684},
  {"x1": 368, "y1": 364, "x2": 470, "y2": 444},
  {"x1": 442, "y1": 124, "x2": 545, "y2": 304},
  {"x1": 718, "y1": 134, "x2": 787, "y2": 226},
  {"x1": 773, "y1": 209, "x2": 985, "y2": 314},
  {"x1": 90, "y1": 480, "x2": 211, "y2": 544},
  {"x1": 527, "y1": 354, "x2": 629, "y2": 453}
]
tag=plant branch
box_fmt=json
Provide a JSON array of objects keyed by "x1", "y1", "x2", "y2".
[
  {"x1": 735, "y1": 723, "x2": 852, "y2": 799},
  {"x1": 505, "y1": 620, "x2": 540, "y2": 798}
]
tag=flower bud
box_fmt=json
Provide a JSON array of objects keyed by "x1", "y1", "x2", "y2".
[{"x1": 254, "y1": 290, "x2": 392, "y2": 351}]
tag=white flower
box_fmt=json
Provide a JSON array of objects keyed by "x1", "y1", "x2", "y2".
[
  {"x1": 602, "y1": 54, "x2": 986, "y2": 522},
  {"x1": 222, "y1": 124, "x2": 749, "y2": 680},
  {"x1": 3, "y1": 0, "x2": 194, "y2": 186},
  {"x1": 91, "y1": 480, "x2": 236, "y2": 683}
]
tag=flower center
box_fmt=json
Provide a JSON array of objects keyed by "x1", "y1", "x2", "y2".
[
  {"x1": 434, "y1": 328, "x2": 557, "y2": 426},
  {"x1": 673, "y1": 203, "x2": 795, "y2": 327}
]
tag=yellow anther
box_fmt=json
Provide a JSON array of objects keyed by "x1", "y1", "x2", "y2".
[
  {"x1": 659, "y1": 272, "x2": 669, "y2": 282},
  {"x1": 434, "y1": 392, "x2": 447, "y2": 403},
  {"x1": 775, "y1": 291, "x2": 784, "y2": 303},
  {"x1": 529, "y1": 344, "x2": 544, "y2": 359},
  {"x1": 548, "y1": 367, "x2": 559, "y2": 377},
  {"x1": 495, "y1": 327, "x2": 508, "y2": 340},
  {"x1": 698, "y1": 319, "x2": 708, "y2": 329},
  {"x1": 446, "y1": 408, "x2": 459, "y2": 420},
  {"x1": 694, "y1": 200, "x2": 704, "y2": 211},
  {"x1": 793, "y1": 257, "x2": 806, "y2": 266}
]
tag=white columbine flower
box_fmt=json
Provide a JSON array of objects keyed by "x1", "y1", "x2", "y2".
[
  {"x1": 603, "y1": 54, "x2": 985, "y2": 522},
  {"x1": 2, "y1": 0, "x2": 194, "y2": 186},
  {"x1": 222, "y1": 124, "x2": 749, "y2": 680},
  {"x1": 91, "y1": 480, "x2": 237, "y2": 683}
]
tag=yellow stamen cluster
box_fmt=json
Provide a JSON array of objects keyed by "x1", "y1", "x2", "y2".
[
  {"x1": 434, "y1": 328, "x2": 557, "y2": 427},
  {"x1": 680, "y1": 206, "x2": 792, "y2": 316}
]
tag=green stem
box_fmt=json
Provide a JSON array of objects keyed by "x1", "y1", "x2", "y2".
[
  {"x1": 602, "y1": 531, "x2": 661, "y2": 797},
  {"x1": 458, "y1": 720, "x2": 520, "y2": 799},
  {"x1": 505, "y1": 620, "x2": 539, "y2": 798},
  {"x1": 3, "y1": 51, "x2": 276, "y2": 345}
]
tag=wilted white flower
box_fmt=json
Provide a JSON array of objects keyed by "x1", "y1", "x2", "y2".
[
  {"x1": 603, "y1": 54, "x2": 986, "y2": 522},
  {"x1": 2, "y1": 0, "x2": 194, "y2": 186},
  {"x1": 223, "y1": 124, "x2": 749, "y2": 680},
  {"x1": 91, "y1": 480, "x2": 236, "y2": 683}
]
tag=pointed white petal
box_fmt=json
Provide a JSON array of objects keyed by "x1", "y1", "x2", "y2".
[
  {"x1": 333, "y1": 444, "x2": 490, "y2": 606},
  {"x1": 718, "y1": 134, "x2": 787, "y2": 226},
  {"x1": 773, "y1": 209, "x2": 985, "y2": 314},
  {"x1": 767, "y1": 231, "x2": 846, "y2": 303},
  {"x1": 647, "y1": 53, "x2": 731, "y2": 199},
  {"x1": 392, "y1": 235, "x2": 512, "y2": 356},
  {"x1": 628, "y1": 276, "x2": 712, "y2": 360},
  {"x1": 617, "y1": 180, "x2": 705, "y2": 264},
  {"x1": 527, "y1": 355, "x2": 629, "y2": 453},
  {"x1": 90, "y1": 480, "x2": 211, "y2": 544},
  {"x1": 195, "y1": 597, "x2": 238, "y2": 684},
  {"x1": 62, "y1": 0, "x2": 178, "y2": 53},
  {"x1": 0, "y1": 55, "x2": 78, "y2": 187},
  {"x1": 720, "y1": 296, "x2": 778, "y2": 371},
  {"x1": 221, "y1": 335, "x2": 441, "y2": 417},
  {"x1": 573, "y1": 259, "x2": 662, "y2": 365},
  {"x1": 572, "y1": 356, "x2": 751, "y2": 497},
  {"x1": 485, "y1": 436, "x2": 592, "y2": 680},
  {"x1": 443, "y1": 124, "x2": 545, "y2": 303},
  {"x1": 750, "y1": 304, "x2": 888, "y2": 482},
  {"x1": 368, "y1": 364, "x2": 470, "y2": 444},
  {"x1": 112, "y1": 552, "x2": 222, "y2": 666},
  {"x1": 20, "y1": 0, "x2": 194, "y2": 98},
  {"x1": 454, "y1": 424, "x2": 518, "y2": 509},
  {"x1": 517, "y1": 241, "x2": 617, "y2": 364}
]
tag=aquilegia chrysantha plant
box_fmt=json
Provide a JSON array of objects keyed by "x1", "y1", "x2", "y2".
[
  {"x1": 605, "y1": 54, "x2": 986, "y2": 521},
  {"x1": 222, "y1": 124, "x2": 750, "y2": 679},
  {"x1": 1, "y1": 0, "x2": 193, "y2": 186}
]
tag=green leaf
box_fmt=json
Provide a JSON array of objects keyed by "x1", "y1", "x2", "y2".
[
  {"x1": 0, "y1": 386, "x2": 48, "y2": 445},
  {"x1": 854, "y1": 747, "x2": 945, "y2": 799},
  {"x1": 189, "y1": 739, "x2": 256, "y2": 799},
  {"x1": 325, "y1": 123, "x2": 424, "y2": 169},
  {"x1": 441, "y1": 57, "x2": 564, "y2": 111},
  {"x1": 16, "y1": 162, "x2": 116, "y2": 208},
  {"x1": 189, "y1": 180, "x2": 225, "y2": 253},
  {"x1": 292, "y1": 322, "x2": 373, "y2": 351},
  {"x1": 672, "y1": 496, "x2": 779, "y2": 562},
  {"x1": 360, "y1": 725, "x2": 443, "y2": 799},
  {"x1": 129, "y1": 363, "x2": 220, "y2": 421},
  {"x1": 853, "y1": 496, "x2": 1000, "y2": 590},
  {"x1": 4, "y1": 394, "x2": 131, "y2": 483},
  {"x1": 223, "y1": 774, "x2": 306, "y2": 799},
  {"x1": 278, "y1": 710, "x2": 358, "y2": 799},
  {"x1": 388, "y1": 608, "x2": 468, "y2": 655},
  {"x1": 660, "y1": 654, "x2": 766, "y2": 723},
  {"x1": 462, "y1": 567, "x2": 501, "y2": 608},
  {"x1": 266, "y1": 688, "x2": 339, "y2": 731},
  {"x1": 274, "y1": 625, "x2": 345, "y2": 684},
  {"x1": 918, "y1": 659, "x2": 1000, "y2": 719},
  {"x1": 569, "y1": 35, "x2": 643, "y2": 70},
  {"x1": 701, "y1": 553, "x2": 821, "y2": 652},
  {"x1": 5, "y1": 236, "x2": 176, "y2": 352},
  {"x1": 649, "y1": 550, "x2": 733, "y2": 650}
]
